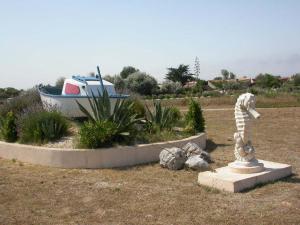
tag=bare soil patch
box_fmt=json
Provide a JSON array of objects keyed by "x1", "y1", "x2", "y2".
[{"x1": 1, "y1": 107, "x2": 300, "y2": 225}]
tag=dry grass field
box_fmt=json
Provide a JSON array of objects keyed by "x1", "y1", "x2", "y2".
[
  {"x1": 0, "y1": 107, "x2": 300, "y2": 225},
  {"x1": 149, "y1": 93, "x2": 300, "y2": 109}
]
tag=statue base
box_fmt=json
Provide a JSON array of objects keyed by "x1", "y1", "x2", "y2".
[
  {"x1": 198, "y1": 160, "x2": 292, "y2": 192},
  {"x1": 228, "y1": 160, "x2": 264, "y2": 174}
]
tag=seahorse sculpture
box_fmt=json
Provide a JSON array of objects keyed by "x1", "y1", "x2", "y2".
[{"x1": 234, "y1": 93, "x2": 260, "y2": 162}]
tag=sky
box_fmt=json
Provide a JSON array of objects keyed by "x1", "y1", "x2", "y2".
[{"x1": 1, "y1": 0, "x2": 300, "y2": 89}]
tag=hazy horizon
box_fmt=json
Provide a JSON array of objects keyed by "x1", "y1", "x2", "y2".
[{"x1": 1, "y1": 0, "x2": 300, "y2": 89}]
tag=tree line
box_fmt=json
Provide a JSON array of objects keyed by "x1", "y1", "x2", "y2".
[
  {"x1": 101, "y1": 65, "x2": 300, "y2": 96},
  {"x1": 3, "y1": 65, "x2": 300, "y2": 100}
]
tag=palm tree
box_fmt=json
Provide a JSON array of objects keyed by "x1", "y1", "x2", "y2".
[{"x1": 165, "y1": 64, "x2": 194, "y2": 85}]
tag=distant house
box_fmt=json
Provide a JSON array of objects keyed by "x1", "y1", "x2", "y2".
[
  {"x1": 236, "y1": 76, "x2": 255, "y2": 86},
  {"x1": 207, "y1": 75, "x2": 255, "y2": 90},
  {"x1": 183, "y1": 81, "x2": 197, "y2": 88},
  {"x1": 279, "y1": 77, "x2": 291, "y2": 83}
]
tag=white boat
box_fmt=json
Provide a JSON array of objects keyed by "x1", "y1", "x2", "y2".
[{"x1": 39, "y1": 67, "x2": 128, "y2": 117}]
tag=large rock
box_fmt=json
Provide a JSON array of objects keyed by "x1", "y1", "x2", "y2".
[
  {"x1": 159, "y1": 147, "x2": 186, "y2": 170},
  {"x1": 182, "y1": 142, "x2": 202, "y2": 157},
  {"x1": 182, "y1": 142, "x2": 212, "y2": 163},
  {"x1": 199, "y1": 150, "x2": 212, "y2": 163},
  {"x1": 185, "y1": 155, "x2": 209, "y2": 170}
]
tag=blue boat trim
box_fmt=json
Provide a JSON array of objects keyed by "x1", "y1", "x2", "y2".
[
  {"x1": 39, "y1": 89, "x2": 129, "y2": 99},
  {"x1": 72, "y1": 75, "x2": 103, "y2": 84}
]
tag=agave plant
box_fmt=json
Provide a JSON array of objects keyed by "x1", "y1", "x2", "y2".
[
  {"x1": 76, "y1": 89, "x2": 142, "y2": 138},
  {"x1": 145, "y1": 101, "x2": 180, "y2": 132}
]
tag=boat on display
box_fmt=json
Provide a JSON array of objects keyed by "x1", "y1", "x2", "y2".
[{"x1": 39, "y1": 66, "x2": 129, "y2": 117}]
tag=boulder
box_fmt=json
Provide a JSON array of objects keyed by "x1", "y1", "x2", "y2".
[
  {"x1": 159, "y1": 147, "x2": 186, "y2": 170},
  {"x1": 199, "y1": 150, "x2": 213, "y2": 163},
  {"x1": 182, "y1": 142, "x2": 212, "y2": 163},
  {"x1": 185, "y1": 155, "x2": 209, "y2": 170},
  {"x1": 182, "y1": 142, "x2": 202, "y2": 157}
]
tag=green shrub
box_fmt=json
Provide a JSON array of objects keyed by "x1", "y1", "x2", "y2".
[
  {"x1": 78, "y1": 120, "x2": 117, "y2": 148},
  {"x1": 20, "y1": 111, "x2": 69, "y2": 144},
  {"x1": 0, "y1": 87, "x2": 21, "y2": 100},
  {"x1": 185, "y1": 99, "x2": 205, "y2": 133},
  {"x1": 126, "y1": 72, "x2": 158, "y2": 95},
  {"x1": 0, "y1": 88, "x2": 42, "y2": 117},
  {"x1": 128, "y1": 98, "x2": 146, "y2": 118},
  {"x1": 0, "y1": 111, "x2": 18, "y2": 142},
  {"x1": 249, "y1": 87, "x2": 259, "y2": 95},
  {"x1": 292, "y1": 73, "x2": 300, "y2": 86},
  {"x1": 136, "y1": 129, "x2": 189, "y2": 144},
  {"x1": 264, "y1": 89, "x2": 278, "y2": 98},
  {"x1": 146, "y1": 101, "x2": 180, "y2": 132},
  {"x1": 170, "y1": 107, "x2": 181, "y2": 122},
  {"x1": 255, "y1": 73, "x2": 282, "y2": 88}
]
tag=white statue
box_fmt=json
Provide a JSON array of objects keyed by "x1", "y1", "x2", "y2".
[{"x1": 229, "y1": 93, "x2": 264, "y2": 173}]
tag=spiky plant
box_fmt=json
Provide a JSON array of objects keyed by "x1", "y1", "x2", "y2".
[
  {"x1": 76, "y1": 89, "x2": 142, "y2": 140},
  {"x1": 19, "y1": 111, "x2": 69, "y2": 144},
  {"x1": 145, "y1": 101, "x2": 180, "y2": 132}
]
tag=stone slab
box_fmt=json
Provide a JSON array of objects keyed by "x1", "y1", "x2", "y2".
[{"x1": 198, "y1": 160, "x2": 292, "y2": 192}]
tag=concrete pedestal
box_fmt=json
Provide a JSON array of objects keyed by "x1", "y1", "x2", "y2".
[
  {"x1": 198, "y1": 160, "x2": 292, "y2": 192},
  {"x1": 228, "y1": 160, "x2": 265, "y2": 174}
]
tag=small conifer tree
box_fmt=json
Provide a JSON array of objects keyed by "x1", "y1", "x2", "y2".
[{"x1": 185, "y1": 99, "x2": 205, "y2": 133}]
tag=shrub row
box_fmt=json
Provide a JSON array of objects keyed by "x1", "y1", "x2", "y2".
[
  {"x1": 0, "y1": 110, "x2": 69, "y2": 144},
  {"x1": 77, "y1": 89, "x2": 205, "y2": 148},
  {"x1": 0, "y1": 88, "x2": 69, "y2": 145},
  {"x1": 0, "y1": 87, "x2": 205, "y2": 148}
]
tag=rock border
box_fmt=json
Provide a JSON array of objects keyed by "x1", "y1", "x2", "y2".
[{"x1": 0, "y1": 133, "x2": 206, "y2": 169}]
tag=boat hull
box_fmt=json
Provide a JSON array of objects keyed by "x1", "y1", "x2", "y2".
[{"x1": 40, "y1": 92, "x2": 127, "y2": 118}]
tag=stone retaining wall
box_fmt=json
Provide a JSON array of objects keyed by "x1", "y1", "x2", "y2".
[{"x1": 0, "y1": 133, "x2": 206, "y2": 169}]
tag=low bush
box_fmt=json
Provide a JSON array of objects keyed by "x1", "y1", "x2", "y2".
[
  {"x1": 128, "y1": 97, "x2": 146, "y2": 118},
  {"x1": 136, "y1": 129, "x2": 189, "y2": 144},
  {"x1": 185, "y1": 99, "x2": 205, "y2": 134},
  {"x1": 255, "y1": 73, "x2": 282, "y2": 88},
  {"x1": 263, "y1": 89, "x2": 278, "y2": 98},
  {"x1": 0, "y1": 87, "x2": 21, "y2": 100},
  {"x1": 78, "y1": 120, "x2": 117, "y2": 148},
  {"x1": 19, "y1": 111, "x2": 69, "y2": 144},
  {"x1": 170, "y1": 107, "x2": 181, "y2": 122},
  {"x1": 0, "y1": 111, "x2": 18, "y2": 142},
  {"x1": 202, "y1": 90, "x2": 221, "y2": 97},
  {"x1": 0, "y1": 88, "x2": 42, "y2": 117}
]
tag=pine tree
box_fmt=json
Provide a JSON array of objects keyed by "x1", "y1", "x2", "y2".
[{"x1": 194, "y1": 57, "x2": 200, "y2": 80}]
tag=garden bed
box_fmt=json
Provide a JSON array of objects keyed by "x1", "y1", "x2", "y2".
[{"x1": 0, "y1": 133, "x2": 206, "y2": 169}]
